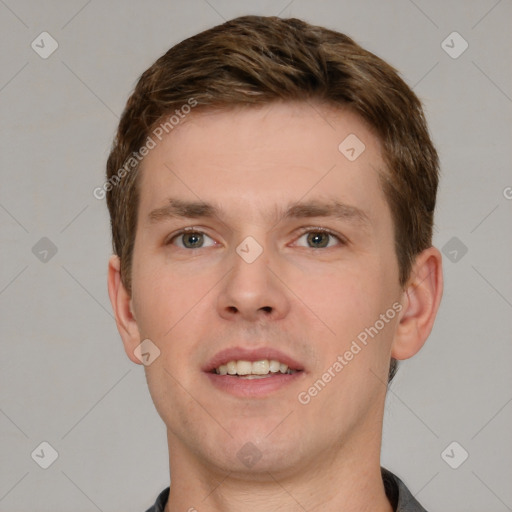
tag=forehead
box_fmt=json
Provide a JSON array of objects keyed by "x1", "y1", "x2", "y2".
[{"x1": 136, "y1": 101, "x2": 389, "y2": 228}]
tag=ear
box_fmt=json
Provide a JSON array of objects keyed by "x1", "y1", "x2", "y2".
[
  {"x1": 107, "y1": 255, "x2": 143, "y2": 365},
  {"x1": 392, "y1": 246, "x2": 443, "y2": 360}
]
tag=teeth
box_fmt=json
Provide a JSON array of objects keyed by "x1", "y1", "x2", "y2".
[
  {"x1": 252, "y1": 360, "x2": 269, "y2": 375},
  {"x1": 269, "y1": 360, "x2": 280, "y2": 373},
  {"x1": 214, "y1": 359, "x2": 297, "y2": 376},
  {"x1": 237, "y1": 360, "x2": 252, "y2": 375}
]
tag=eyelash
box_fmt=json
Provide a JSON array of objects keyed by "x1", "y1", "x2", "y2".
[{"x1": 165, "y1": 226, "x2": 347, "y2": 249}]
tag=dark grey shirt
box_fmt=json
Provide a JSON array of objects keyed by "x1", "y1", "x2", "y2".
[{"x1": 144, "y1": 467, "x2": 427, "y2": 511}]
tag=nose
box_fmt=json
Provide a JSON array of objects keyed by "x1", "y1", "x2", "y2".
[{"x1": 216, "y1": 240, "x2": 291, "y2": 323}]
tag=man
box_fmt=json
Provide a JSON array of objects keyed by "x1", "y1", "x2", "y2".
[{"x1": 105, "y1": 15, "x2": 443, "y2": 512}]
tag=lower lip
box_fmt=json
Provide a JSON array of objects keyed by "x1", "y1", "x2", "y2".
[{"x1": 205, "y1": 372, "x2": 304, "y2": 398}]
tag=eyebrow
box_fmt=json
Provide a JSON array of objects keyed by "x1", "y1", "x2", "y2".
[{"x1": 147, "y1": 197, "x2": 372, "y2": 231}]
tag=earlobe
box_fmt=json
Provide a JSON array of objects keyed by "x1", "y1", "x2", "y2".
[
  {"x1": 391, "y1": 247, "x2": 443, "y2": 360},
  {"x1": 107, "y1": 255, "x2": 143, "y2": 365}
]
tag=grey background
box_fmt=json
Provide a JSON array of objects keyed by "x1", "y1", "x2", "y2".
[{"x1": 1, "y1": 0, "x2": 511, "y2": 511}]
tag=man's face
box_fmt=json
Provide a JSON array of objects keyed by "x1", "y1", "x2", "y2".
[{"x1": 128, "y1": 102, "x2": 404, "y2": 477}]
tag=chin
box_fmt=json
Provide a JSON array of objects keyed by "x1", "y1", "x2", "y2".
[
  {"x1": 206, "y1": 429, "x2": 307, "y2": 479},
  {"x1": 209, "y1": 449, "x2": 302, "y2": 480}
]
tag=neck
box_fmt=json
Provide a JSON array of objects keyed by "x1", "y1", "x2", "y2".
[{"x1": 164, "y1": 432, "x2": 393, "y2": 512}]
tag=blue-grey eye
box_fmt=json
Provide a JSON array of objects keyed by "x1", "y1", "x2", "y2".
[
  {"x1": 170, "y1": 230, "x2": 216, "y2": 249},
  {"x1": 296, "y1": 230, "x2": 341, "y2": 249}
]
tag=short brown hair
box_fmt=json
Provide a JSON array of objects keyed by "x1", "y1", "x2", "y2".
[{"x1": 106, "y1": 15, "x2": 439, "y2": 382}]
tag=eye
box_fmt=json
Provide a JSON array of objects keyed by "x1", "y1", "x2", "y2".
[
  {"x1": 166, "y1": 228, "x2": 216, "y2": 249},
  {"x1": 294, "y1": 228, "x2": 345, "y2": 249}
]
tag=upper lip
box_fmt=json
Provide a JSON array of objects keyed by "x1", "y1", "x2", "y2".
[{"x1": 203, "y1": 347, "x2": 305, "y2": 373}]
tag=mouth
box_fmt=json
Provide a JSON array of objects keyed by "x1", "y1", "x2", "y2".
[
  {"x1": 211, "y1": 359, "x2": 300, "y2": 378},
  {"x1": 203, "y1": 347, "x2": 305, "y2": 397}
]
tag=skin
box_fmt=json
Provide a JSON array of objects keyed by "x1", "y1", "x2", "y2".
[{"x1": 108, "y1": 101, "x2": 443, "y2": 512}]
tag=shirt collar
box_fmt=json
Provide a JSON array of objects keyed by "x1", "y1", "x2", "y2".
[{"x1": 145, "y1": 467, "x2": 428, "y2": 512}]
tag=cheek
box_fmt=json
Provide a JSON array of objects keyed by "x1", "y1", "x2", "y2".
[
  {"x1": 131, "y1": 258, "x2": 207, "y2": 340},
  {"x1": 293, "y1": 260, "x2": 398, "y2": 369},
  {"x1": 296, "y1": 265, "x2": 382, "y2": 334}
]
